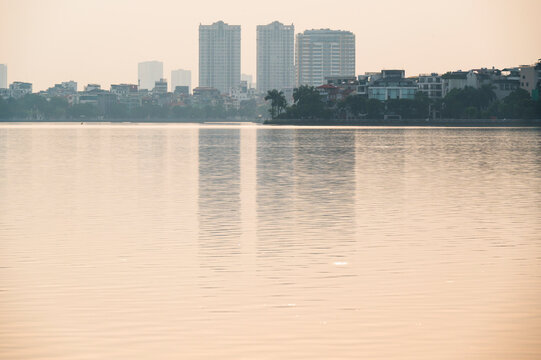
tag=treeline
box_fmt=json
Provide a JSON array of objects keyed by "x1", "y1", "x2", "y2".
[
  {"x1": 0, "y1": 95, "x2": 265, "y2": 120},
  {"x1": 266, "y1": 86, "x2": 541, "y2": 121}
]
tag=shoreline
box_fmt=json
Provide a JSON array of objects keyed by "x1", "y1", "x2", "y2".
[
  {"x1": 1, "y1": 118, "x2": 540, "y2": 127},
  {"x1": 263, "y1": 118, "x2": 541, "y2": 127}
]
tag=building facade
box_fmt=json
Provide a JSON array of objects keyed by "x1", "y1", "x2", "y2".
[
  {"x1": 110, "y1": 84, "x2": 140, "y2": 109},
  {"x1": 171, "y1": 69, "x2": 191, "y2": 93},
  {"x1": 418, "y1": 73, "x2": 442, "y2": 99},
  {"x1": 138, "y1": 61, "x2": 163, "y2": 91},
  {"x1": 9, "y1": 82, "x2": 32, "y2": 99},
  {"x1": 256, "y1": 21, "x2": 295, "y2": 94},
  {"x1": 368, "y1": 70, "x2": 417, "y2": 101},
  {"x1": 296, "y1": 29, "x2": 355, "y2": 87},
  {"x1": 199, "y1": 21, "x2": 241, "y2": 94},
  {"x1": 153, "y1": 78, "x2": 168, "y2": 94},
  {"x1": 441, "y1": 71, "x2": 469, "y2": 97},
  {"x1": 520, "y1": 61, "x2": 541, "y2": 100},
  {"x1": 46, "y1": 81, "x2": 77, "y2": 97},
  {"x1": 0, "y1": 64, "x2": 6, "y2": 89}
]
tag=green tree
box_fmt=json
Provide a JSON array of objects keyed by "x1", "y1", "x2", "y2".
[
  {"x1": 0, "y1": 97, "x2": 13, "y2": 119},
  {"x1": 44, "y1": 97, "x2": 69, "y2": 119},
  {"x1": 238, "y1": 99, "x2": 257, "y2": 118},
  {"x1": 498, "y1": 88, "x2": 538, "y2": 119},
  {"x1": 68, "y1": 103, "x2": 99, "y2": 119},
  {"x1": 288, "y1": 85, "x2": 328, "y2": 119},
  {"x1": 264, "y1": 90, "x2": 287, "y2": 119}
]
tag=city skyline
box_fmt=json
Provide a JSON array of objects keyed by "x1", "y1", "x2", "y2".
[{"x1": 1, "y1": 0, "x2": 540, "y2": 91}]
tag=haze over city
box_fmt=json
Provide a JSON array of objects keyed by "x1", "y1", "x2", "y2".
[{"x1": 1, "y1": 0, "x2": 540, "y2": 91}]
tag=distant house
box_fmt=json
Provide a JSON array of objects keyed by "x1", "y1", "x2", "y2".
[
  {"x1": 441, "y1": 71, "x2": 469, "y2": 97},
  {"x1": 110, "y1": 84, "x2": 140, "y2": 110},
  {"x1": 316, "y1": 84, "x2": 340, "y2": 103},
  {"x1": 418, "y1": 73, "x2": 442, "y2": 99},
  {"x1": 368, "y1": 70, "x2": 417, "y2": 101},
  {"x1": 9, "y1": 81, "x2": 32, "y2": 99},
  {"x1": 192, "y1": 87, "x2": 221, "y2": 107},
  {"x1": 520, "y1": 60, "x2": 541, "y2": 100}
]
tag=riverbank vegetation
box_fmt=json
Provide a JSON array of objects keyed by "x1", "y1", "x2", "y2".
[
  {"x1": 0, "y1": 95, "x2": 265, "y2": 121},
  {"x1": 265, "y1": 86, "x2": 541, "y2": 122}
]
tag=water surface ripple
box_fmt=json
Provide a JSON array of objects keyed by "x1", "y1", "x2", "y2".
[{"x1": 0, "y1": 124, "x2": 540, "y2": 359}]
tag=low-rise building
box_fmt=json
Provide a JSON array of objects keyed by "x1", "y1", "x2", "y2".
[
  {"x1": 0, "y1": 88, "x2": 10, "y2": 99},
  {"x1": 153, "y1": 78, "x2": 168, "y2": 95},
  {"x1": 356, "y1": 75, "x2": 370, "y2": 96},
  {"x1": 174, "y1": 86, "x2": 190, "y2": 96},
  {"x1": 84, "y1": 84, "x2": 101, "y2": 92},
  {"x1": 418, "y1": 73, "x2": 442, "y2": 99},
  {"x1": 493, "y1": 68, "x2": 520, "y2": 100},
  {"x1": 316, "y1": 84, "x2": 341, "y2": 103},
  {"x1": 325, "y1": 76, "x2": 358, "y2": 94},
  {"x1": 441, "y1": 71, "x2": 469, "y2": 97},
  {"x1": 192, "y1": 87, "x2": 221, "y2": 107},
  {"x1": 368, "y1": 70, "x2": 417, "y2": 101},
  {"x1": 46, "y1": 81, "x2": 77, "y2": 97},
  {"x1": 110, "y1": 84, "x2": 140, "y2": 109},
  {"x1": 520, "y1": 60, "x2": 541, "y2": 100},
  {"x1": 9, "y1": 82, "x2": 32, "y2": 99}
]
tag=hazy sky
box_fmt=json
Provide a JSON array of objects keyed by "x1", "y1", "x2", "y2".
[{"x1": 1, "y1": 0, "x2": 540, "y2": 91}]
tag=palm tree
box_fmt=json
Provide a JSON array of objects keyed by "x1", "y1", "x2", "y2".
[{"x1": 264, "y1": 90, "x2": 287, "y2": 119}]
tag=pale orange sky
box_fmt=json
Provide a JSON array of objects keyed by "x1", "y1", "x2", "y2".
[{"x1": 1, "y1": 0, "x2": 540, "y2": 91}]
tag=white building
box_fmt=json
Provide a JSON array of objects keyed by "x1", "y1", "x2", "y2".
[
  {"x1": 138, "y1": 61, "x2": 163, "y2": 91},
  {"x1": 0, "y1": 64, "x2": 6, "y2": 89},
  {"x1": 199, "y1": 21, "x2": 241, "y2": 94},
  {"x1": 296, "y1": 29, "x2": 355, "y2": 87},
  {"x1": 171, "y1": 69, "x2": 191, "y2": 93},
  {"x1": 368, "y1": 70, "x2": 417, "y2": 101},
  {"x1": 520, "y1": 61, "x2": 541, "y2": 98},
  {"x1": 46, "y1": 81, "x2": 77, "y2": 97},
  {"x1": 418, "y1": 73, "x2": 442, "y2": 99},
  {"x1": 9, "y1": 82, "x2": 32, "y2": 99},
  {"x1": 441, "y1": 71, "x2": 469, "y2": 97},
  {"x1": 256, "y1": 21, "x2": 295, "y2": 94}
]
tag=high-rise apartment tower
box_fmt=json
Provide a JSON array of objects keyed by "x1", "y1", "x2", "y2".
[
  {"x1": 256, "y1": 21, "x2": 295, "y2": 94},
  {"x1": 0, "y1": 64, "x2": 7, "y2": 89},
  {"x1": 138, "y1": 61, "x2": 163, "y2": 91},
  {"x1": 199, "y1": 21, "x2": 241, "y2": 94},
  {"x1": 296, "y1": 29, "x2": 355, "y2": 87},
  {"x1": 171, "y1": 69, "x2": 192, "y2": 93}
]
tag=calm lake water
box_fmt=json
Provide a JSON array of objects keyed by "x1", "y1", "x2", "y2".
[{"x1": 0, "y1": 123, "x2": 540, "y2": 359}]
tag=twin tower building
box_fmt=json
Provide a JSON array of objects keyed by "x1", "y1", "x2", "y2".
[{"x1": 199, "y1": 21, "x2": 355, "y2": 94}]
